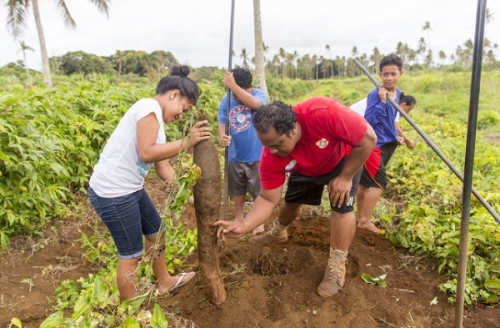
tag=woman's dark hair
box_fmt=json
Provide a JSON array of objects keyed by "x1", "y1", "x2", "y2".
[
  {"x1": 379, "y1": 54, "x2": 403, "y2": 71},
  {"x1": 232, "y1": 67, "x2": 253, "y2": 89},
  {"x1": 400, "y1": 92, "x2": 416, "y2": 106},
  {"x1": 253, "y1": 101, "x2": 297, "y2": 137},
  {"x1": 155, "y1": 65, "x2": 201, "y2": 104}
]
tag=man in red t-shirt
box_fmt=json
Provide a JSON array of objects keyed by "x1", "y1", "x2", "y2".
[{"x1": 214, "y1": 97, "x2": 376, "y2": 297}]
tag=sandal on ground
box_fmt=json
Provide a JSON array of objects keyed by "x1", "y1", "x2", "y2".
[{"x1": 156, "y1": 272, "x2": 195, "y2": 295}]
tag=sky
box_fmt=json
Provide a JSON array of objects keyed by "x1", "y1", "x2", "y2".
[{"x1": 1, "y1": 0, "x2": 499, "y2": 71}]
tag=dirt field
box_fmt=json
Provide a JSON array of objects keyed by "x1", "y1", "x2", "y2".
[{"x1": 0, "y1": 177, "x2": 499, "y2": 328}]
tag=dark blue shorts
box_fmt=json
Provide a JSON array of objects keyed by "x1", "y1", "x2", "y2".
[{"x1": 88, "y1": 187, "x2": 165, "y2": 259}]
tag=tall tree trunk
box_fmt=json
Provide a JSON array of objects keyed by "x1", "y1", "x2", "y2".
[
  {"x1": 22, "y1": 51, "x2": 32, "y2": 87},
  {"x1": 253, "y1": 0, "x2": 268, "y2": 101},
  {"x1": 32, "y1": 0, "x2": 52, "y2": 87},
  {"x1": 193, "y1": 112, "x2": 226, "y2": 306}
]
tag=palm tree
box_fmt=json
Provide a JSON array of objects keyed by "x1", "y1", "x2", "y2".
[
  {"x1": 422, "y1": 22, "x2": 432, "y2": 51},
  {"x1": 17, "y1": 41, "x2": 34, "y2": 85},
  {"x1": 350, "y1": 47, "x2": 359, "y2": 76},
  {"x1": 311, "y1": 54, "x2": 319, "y2": 79},
  {"x1": 112, "y1": 51, "x2": 127, "y2": 76},
  {"x1": 485, "y1": 8, "x2": 494, "y2": 24},
  {"x1": 325, "y1": 44, "x2": 333, "y2": 78},
  {"x1": 422, "y1": 21, "x2": 432, "y2": 67},
  {"x1": 370, "y1": 47, "x2": 381, "y2": 74},
  {"x1": 278, "y1": 47, "x2": 287, "y2": 78},
  {"x1": 438, "y1": 50, "x2": 446, "y2": 67},
  {"x1": 6, "y1": 0, "x2": 110, "y2": 88},
  {"x1": 252, "y1": 0, "x2": 268, "y2": 100},
  {"x1": 417, "y1": 37, "x2": 427, "y2": 65},
  {"x1": 240, "y1": 48, "x2": 250, "y2": 69}
]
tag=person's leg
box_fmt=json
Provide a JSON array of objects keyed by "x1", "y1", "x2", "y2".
[
  {"x1": 249, "y1": 201, "x2": 301, "y2": 243},
  {"x1": 355, "y1": 184, "x2": 367, "y2": 222},
  {"x1": 139, "y1": 190, "x2": 195, "y2": 294},
  {"x1": 317, "y1": 159, "x2": 359, "y2": 297},
  {"x1": 144, "y1": 234, "x2": 195, "y2": 294},
  {"x1": 233, "y1": 195, "x2": 246, "y2": 222},
  {"x1": 88, "y1": 188, "x2": 145, "y2": 301},
  {"x1": 330, "y1": 210, "x2": 356, "y2": 252},
  {"x1": 356, "y1": 187, "x2": 383, "y2": 233},
  {"x1": 246, "y1": 161, "x2": 264, "y2": 235},
  {"x1": 251, "y1": 195, "x2": 265, "y2": 235},
  {"x1": 356, "y1": 148, "x2": 388, "y2": 233},
  {"x1": 277, "y1": 201, "x2": 301, "y2": 225},
  {"x1": 228, "y1": 162, "x2": 246, "y2": 223},
  {"x1": 117, "y1": 257, "x2": 140, "y2": 300},
  {"x1": 317, "y1": 209, "x2": 357, "y2": 298},
  {"x1": 249, "y1": 169, "x2": 325, "y2": 244}
]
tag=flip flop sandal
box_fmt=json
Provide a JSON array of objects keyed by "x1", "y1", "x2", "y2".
[{"x1": 156, "y1": 272, "x2": 195, "y2": 295}]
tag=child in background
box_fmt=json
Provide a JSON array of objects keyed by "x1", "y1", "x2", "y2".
[{"x1": 218, "y1": 68, "x2": 267, "y2": 235}]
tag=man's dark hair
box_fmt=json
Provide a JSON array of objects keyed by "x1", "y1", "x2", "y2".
[
  {"x1": 253, "y1": 101, "x2": 297, "y2": 137},
  {"x1": 231, "y1": 67, "x2": 253, "y2": 89},
  {"x1": 379, "y1": 54, "x2": 403, "y2": 72}
]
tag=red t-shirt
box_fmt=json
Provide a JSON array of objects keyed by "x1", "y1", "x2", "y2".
[{"x1": 260, "y1": 97, "x2": 368, "y2": 190}]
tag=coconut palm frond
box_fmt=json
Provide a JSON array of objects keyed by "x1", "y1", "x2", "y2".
[
  {"x1": 7, "y1": 0, "x2": 29, "y2": 38},
  {"x1": 87, "y1": 0, "x2": 111, "y2": 17}
]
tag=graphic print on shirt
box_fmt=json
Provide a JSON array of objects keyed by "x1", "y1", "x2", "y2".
[
  {"x1": 285, "y1": 159, "x2": 297, "y2": 171},
  {"x1": 316, "y1": 138, "x2": 329, "y2": 149},
  {"x1": 229, "y1": 105, "x2": 252, "y2": 132}
]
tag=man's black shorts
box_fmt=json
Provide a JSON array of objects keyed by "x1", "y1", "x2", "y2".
[{"x1": 284, "y1": 157, "x2": 362, "y2": 214}]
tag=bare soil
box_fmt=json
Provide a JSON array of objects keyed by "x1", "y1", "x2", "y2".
[{"x1": 1, "y1": 177, "x2": 499, "y2": 328}]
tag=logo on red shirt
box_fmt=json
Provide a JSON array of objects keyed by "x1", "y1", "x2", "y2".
[
  {"x1": 316, "y1": 138, "x2": 329, "y2": 149},
  {"x1": 285, "y1": 159, "x2": 297, "y2": 171}
]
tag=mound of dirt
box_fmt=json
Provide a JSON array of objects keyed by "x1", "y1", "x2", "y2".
[
  {"x1": 158, "y1": 212, "x2": 499, "y2": 328},
  {"x1": 0, "y1": 177, "x2": 498, "y2": 328}
]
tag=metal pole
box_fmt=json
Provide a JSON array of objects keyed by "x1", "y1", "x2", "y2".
[
  {"x1": 353, "y1": 58, "x2": 499, "y2": 224},
  {"x1": 454, "y1": 1, "x2": 487, "y2": 326},
  {"x1": 223, "y1": 0, "x2": 235, "y2": 221}
]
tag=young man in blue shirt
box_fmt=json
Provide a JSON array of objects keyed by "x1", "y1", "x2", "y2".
[{"x1": 357, "y1": 54, "x2": 406, "y2": 233}]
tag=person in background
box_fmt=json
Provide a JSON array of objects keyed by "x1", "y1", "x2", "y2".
[
  {"x1": 218, "y1": 68, "x2": 267, "y2": 235},
  {"x1": 356, "y1": 54, "x2": 412, "y2": 234},
  {"x1": 214, "y1": 97, "x2": 376, "y2": 298},
  {"x1": 350, "y1": 94, "x2": 417, "y2": 149},
  {"x1": 88, "y1": 65, "x2": 211, "y2": 301}
]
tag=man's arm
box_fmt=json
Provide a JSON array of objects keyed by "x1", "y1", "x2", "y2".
[
  {"x1": 329, "y1": 124, "x2": 377, "y2": 207},
  {"x1": 223, "y1": 72, "x2": 263, "y2": 109},
  {"x1": 213, "y1": 185, "x2": 282, "y2": 240}
]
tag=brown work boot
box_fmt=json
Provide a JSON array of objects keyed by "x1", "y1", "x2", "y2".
[
  {"x1": 249, "y1": 221, "x2": 288, "y2": 244},
  {"x1": 317, "y1": 248, "x2": 347, "y2": 297}
]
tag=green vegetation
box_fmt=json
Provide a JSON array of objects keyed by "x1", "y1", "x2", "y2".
[{"x1": 1, "y1": 68, "x2": 499, "y2": 326}]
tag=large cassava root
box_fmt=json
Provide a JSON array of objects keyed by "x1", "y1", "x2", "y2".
[{"x1": 192, "y1": 112, "x2": 226, "y2": 306}]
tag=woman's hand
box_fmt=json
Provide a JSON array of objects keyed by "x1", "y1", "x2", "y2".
[{"x1": 188, "y1": 120, "x2": 211, "y2": 146}]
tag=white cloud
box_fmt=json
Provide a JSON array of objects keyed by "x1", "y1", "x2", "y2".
[{"x1": 1, "y1": 0, "x2": 498, "y2": 71}]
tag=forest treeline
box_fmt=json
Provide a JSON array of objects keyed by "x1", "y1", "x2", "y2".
[{"x1": 2, "y1": 37, "x2": 500, "y2": 83}]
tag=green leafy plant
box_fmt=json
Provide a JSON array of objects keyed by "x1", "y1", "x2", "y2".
[{"x1": 361, "y1": 273, "x2": 388, "y2": 287}]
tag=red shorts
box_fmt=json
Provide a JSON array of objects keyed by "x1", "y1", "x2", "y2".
[{"x1": 360, "y1": 143, "x2": 398, "y2": 189}]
